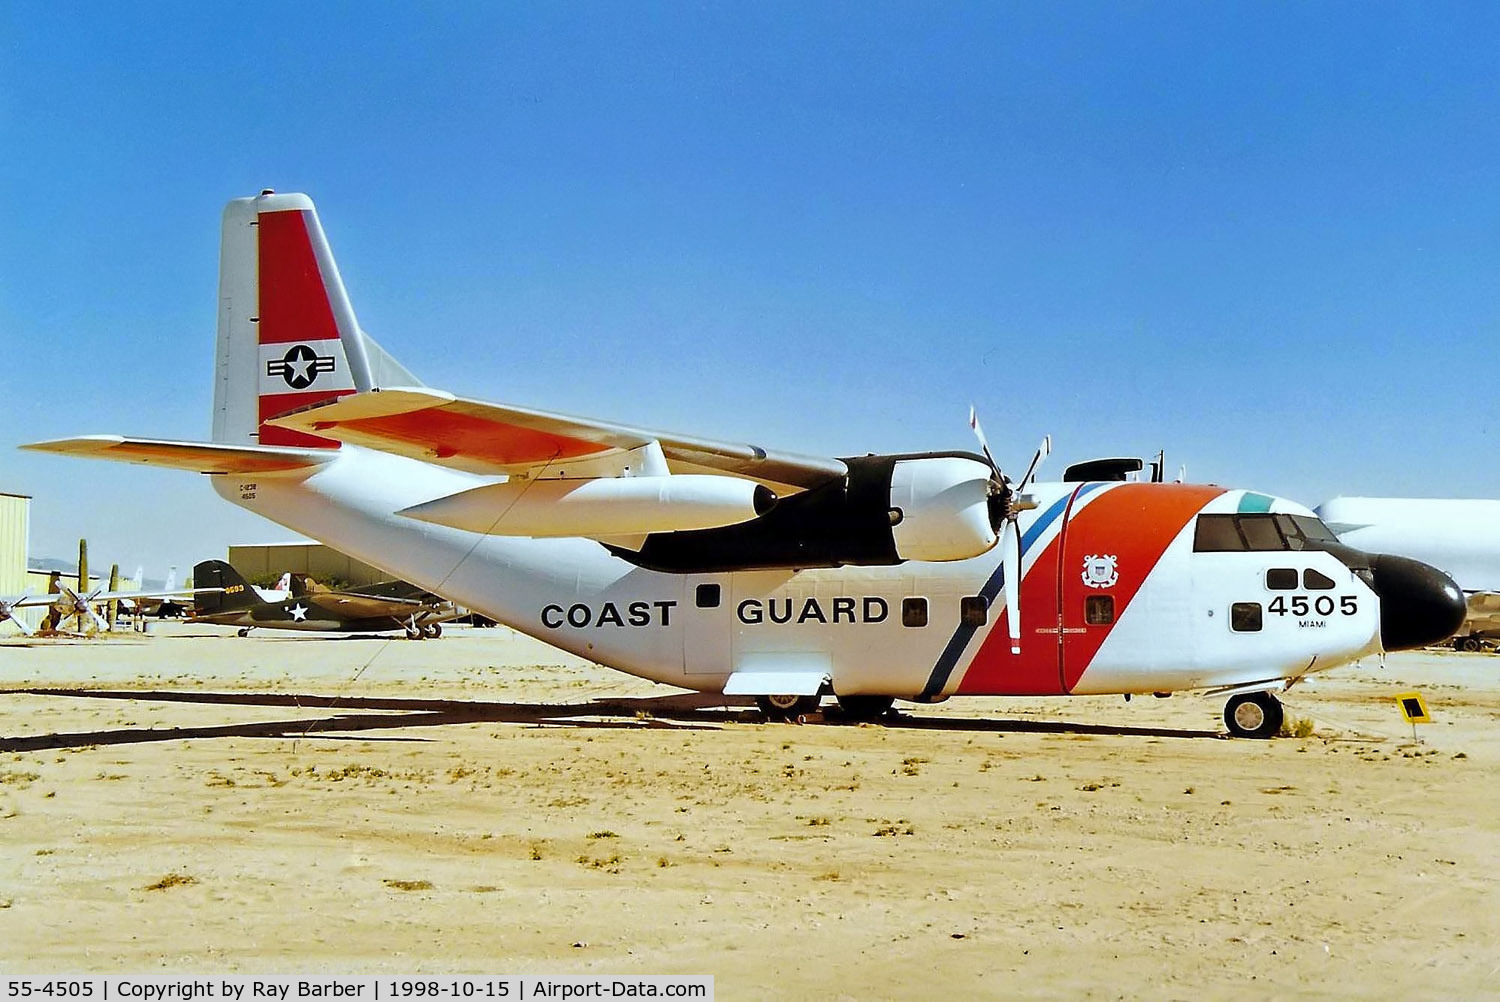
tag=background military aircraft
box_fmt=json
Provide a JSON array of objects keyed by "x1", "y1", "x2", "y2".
[{"x1": 190, "y1": 560, "x2": 458, "y2": 639}]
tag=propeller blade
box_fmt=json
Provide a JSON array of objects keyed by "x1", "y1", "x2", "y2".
[
  {"x1": 967, "y1": 406, "x2": 1001, "y2": 479},
  {"x1": 0, "y1": 598, "x2": 33, "y2": 635},
  {"x1": 1002, "y1": 519, "x2": 1022, "y2": 655},
  {"x1": 1015, "y1": 435, "x2": 1053, "y2": 494},
  {"x1": 88, "y1": 606, "x2": 111, "y2": 633}
]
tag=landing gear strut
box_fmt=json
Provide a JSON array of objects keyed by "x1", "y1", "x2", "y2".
[
  {"x1": 1224, "y1": 691, "x2": 1283, "y2": 739},
  {"x1": 756, "y1": 693, "x2": 820, "y2": 721}
]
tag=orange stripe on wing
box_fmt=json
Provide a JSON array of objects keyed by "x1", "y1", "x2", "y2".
[{"x1": 336, "y1": 407, "x2": 613, "y2": 467}]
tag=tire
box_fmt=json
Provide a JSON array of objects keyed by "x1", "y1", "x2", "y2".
[
  {"x1": 1461, "y1": 636, "x2": 1482, "y2": 653},
  {"x1": 405, "y1": 625, "x2": 423, "y2": 640},
  {"x1": 835, "y1": 694, "x2": 895, "y2": 722},
  {"x1": 236, "y1": 627, "x2": 250, "y2": 637},
  {"x1": 423, "y1": 622, "x2": 443, "y2": 639},
  {"x1": 1224, "y1": 691, "x2": 1283, "y2": 739},
  {"x1": 755, "y1": 693, "x2": 820, "y2": 721}
]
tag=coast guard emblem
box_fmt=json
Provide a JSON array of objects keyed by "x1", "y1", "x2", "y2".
[{"x1": 1082, "y1": 554, "x2": 1118, "y2": 589}]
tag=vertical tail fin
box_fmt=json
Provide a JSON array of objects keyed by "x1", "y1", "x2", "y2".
[
  {"x1": 212, "y1": 191, "x2": 421, "y2": 447},
  {"x1": 191, "y1": 560, "x2": 259, "y2": 615}
]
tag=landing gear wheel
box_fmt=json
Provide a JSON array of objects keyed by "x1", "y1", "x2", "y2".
[
  {"x1": 835, "y1": 694, "x2": 895, "y2": 722},
  {"x1": 422, "y1": 622, "x2": 443, "y2": 639},
  {"x1": 405, "y1": 625, "x2": 423, "y2": 640},
  {"x1": 756, "y1": 693, "x2": 820, "y2": 721},
  {"x1": 237, "y1": 627, "x2": 251, "y2": 638},
  {"x1": 1224, "y1": 691, "x2": 1283, "y2": 739},
  {"x1": 1460, "y1": 636, "x2": 1482, "y2": 652}
]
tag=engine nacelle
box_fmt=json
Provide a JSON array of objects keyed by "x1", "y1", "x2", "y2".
[
  {"x1": 400, "y1": 475, "x2": 775, "y2": 537},
  {"x1": 615, "y1": 452, "x2": 1002, "y2": 573},
  {"x1": 888, "y1": 457, "x2": 999, "y2": 561}
]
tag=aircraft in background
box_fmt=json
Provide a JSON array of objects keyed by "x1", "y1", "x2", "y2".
[
  {"x1": 22, "y1": 192, "x2": 1467, "y2": 737},
  {"x1": 1317, "y1": 497, "x2": 1500, "y2": 652},
  {"x1": 189, "y1": 560, "x2": 457, "y2": 638},
  {"x1": 4, "y1": 542, "x2": 215, "y2": 635},
  {"x1": 0, "y1": 592, "x2": 54, "y2": 635}
]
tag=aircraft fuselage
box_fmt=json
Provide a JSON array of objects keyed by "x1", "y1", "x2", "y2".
[{"x1": 215, "y1": 446, "x2": 1386, "y2": 700}]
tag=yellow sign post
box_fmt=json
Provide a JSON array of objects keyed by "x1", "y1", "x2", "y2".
[{"x1": 1395, "y1": 691, "x2": 1431, "y2": 742}]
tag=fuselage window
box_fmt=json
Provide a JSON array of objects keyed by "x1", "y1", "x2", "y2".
[
  {"x1": 1231, "y1": 602, "x2": 1263, "y2": 632},
  {"x1": 695, "y1": 583, "x2": 721, "y2": 608},
  {"x1": 1266, "y1": 568, "x2": 1298, "y2": 590},
  {"x1": 960, "y1": 595, "x2": 987, "y2": 627},
  {"x1": 1303, "y1": 568, "x2": 1335, "y2": 590},
  {"x1": 1085, "y1": 595, "x2": 1115, "y2": 625},
  {"x1": 902, "y1": 597, "x2": 929, "y2": 628}
]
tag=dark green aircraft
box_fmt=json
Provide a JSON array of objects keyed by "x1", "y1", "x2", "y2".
[{"x1": 190, "y1": 560, "x2": 457, "y2": 638}]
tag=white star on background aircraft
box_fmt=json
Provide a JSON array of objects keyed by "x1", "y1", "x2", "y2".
[{"x1": 23, "y1": 192, "x2": 1467, "y2": 737}]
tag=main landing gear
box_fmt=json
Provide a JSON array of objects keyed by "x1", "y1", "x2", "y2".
[
  {"x1": 1223, "y1": 691, "x2": 1283, "y2": 739},
  {"x1": 755, "y1": 693, "x2": 820, "y2": 721}
]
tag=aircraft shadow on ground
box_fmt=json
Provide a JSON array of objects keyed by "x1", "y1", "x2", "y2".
[{"x1": 0, "y1": 687, "x2": 1222, "y2": 750}]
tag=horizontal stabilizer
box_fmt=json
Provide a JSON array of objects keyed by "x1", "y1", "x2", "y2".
[
  {"x1": 21, "y1": 436, "x2": 334, "y2": 474},
  {"x1": 265, "y1": 388, "x2": 845, "y2": 492}
]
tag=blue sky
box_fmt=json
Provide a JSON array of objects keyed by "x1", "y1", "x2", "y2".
[{"x1": 3, "y1": 3, "x2": 1499, "y2": 575}]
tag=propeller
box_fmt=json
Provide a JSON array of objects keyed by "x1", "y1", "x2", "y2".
[
  {"x1": 969, "y1": 407, "x2": 1051, "y2": 654},
  {"x1": 54, "y1": 585, "x2": 111, "y2": 634},
  {"x1": 0, "y1": 594, "x2": 35, "y2": 636}
]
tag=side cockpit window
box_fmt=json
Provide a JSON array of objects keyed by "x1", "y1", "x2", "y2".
[
  {"x1": 1304, "y1": 568, "x2": 1335, "y2": 590},
  {"x1": 1266, "y1": 568, "x2": 1298, "y2": 590}
]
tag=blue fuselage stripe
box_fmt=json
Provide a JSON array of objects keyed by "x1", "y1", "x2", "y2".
[{"x1": 915, "y1": 484, "x2": 1102, "y2": 701}]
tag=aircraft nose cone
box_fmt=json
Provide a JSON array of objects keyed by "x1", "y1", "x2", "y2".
[{"x1": 1370, "y1": 554, "x2": 1467, "y2": 651}]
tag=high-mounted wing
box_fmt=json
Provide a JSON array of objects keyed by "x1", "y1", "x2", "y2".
[
  {"x1": 262, "y1": 388, "x2": 846, "y2": 493},
  {"x1": 21, "y1": 436, "x2": 333, "y2": 475}
]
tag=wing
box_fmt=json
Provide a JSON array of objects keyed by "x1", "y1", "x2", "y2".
[
  {"x1": 262, "y1": 388, "x2": 846, "y2": 493},
  {"x1": 85, "y1": 587, "x2": 225, "y2": 603},
  {"x1": 312, "y1": 592, "x2": 437, "y2": 619},
  {"x1": 20, "y1": 436, "x2": 333, "y2": 474}
]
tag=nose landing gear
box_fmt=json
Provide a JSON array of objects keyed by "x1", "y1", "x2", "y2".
[{"x1": 1224, "y1": 691, "x2": 1283, "y2": 739}]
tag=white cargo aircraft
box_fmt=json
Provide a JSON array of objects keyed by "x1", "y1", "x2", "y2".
[
  {"x1": 1318, "y1": 496, "x2": 1500, "y2": 651},
  {"x1": 23, "y1": 192, "x2": 1467, "y2": 736}
]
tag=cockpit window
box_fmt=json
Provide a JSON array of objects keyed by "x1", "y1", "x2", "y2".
[
  {"x1": 1195, "y1": 513, "x2": 1329, "y2": 553},
  {"x1": 1239, "y1": 516, "x2": 1283, "y2": 551},
  {"x1": 1290, "y1": 514, "x2": 1339, "y2": 544},
  {"x1": 1193, "y1": 515, "x2": 1245, "y2": 551}
]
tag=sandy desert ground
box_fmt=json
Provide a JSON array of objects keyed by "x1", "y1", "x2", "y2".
[{"x1": 2, "y1": 623, "x2": 1498, "y2": 999}]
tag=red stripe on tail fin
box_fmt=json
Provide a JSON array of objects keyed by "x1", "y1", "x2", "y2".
[
  {"x1": 256, "y1": 208, "x2": 352, "y2": 446},
  {"x1": 258, "y1": 210, "x2": 339, "y2": 345}
]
